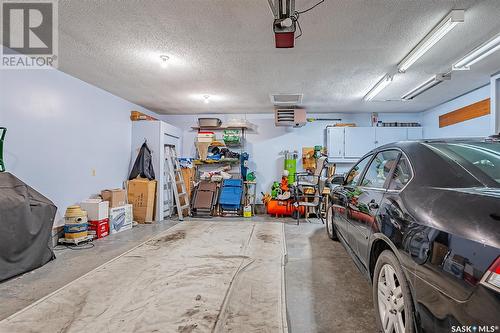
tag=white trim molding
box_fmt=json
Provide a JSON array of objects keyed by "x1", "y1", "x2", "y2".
[{"x1": 491, "y1": 72, "x2": 500, "y2": 135}]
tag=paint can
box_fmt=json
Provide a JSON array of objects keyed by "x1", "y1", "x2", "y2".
[{"x1": 243, "y1": 205, "x2": 252, "y2": 218}]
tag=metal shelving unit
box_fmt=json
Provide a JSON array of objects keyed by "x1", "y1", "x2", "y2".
[{"x1": 191, "y1": 124, "x2": 254, "y2": 217}]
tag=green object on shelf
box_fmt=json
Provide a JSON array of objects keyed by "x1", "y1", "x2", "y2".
[
  {"x1": 0, "y1": 127, "x2": 6, "y2": 172},
  {"x1": 314, "y1": 145, "x2": 322, "y2": 158},
  {"x1": 223, "y1": 129, "x2": 241, "y2": 145},
  {"x1": 246, "y1": 172, "x2": 256, "y2": 181}
]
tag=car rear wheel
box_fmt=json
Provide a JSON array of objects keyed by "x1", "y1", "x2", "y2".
[
  {"x1": 373, "y1": 250, "x2": 415, "y2": 333},
  {"x1": 325, "y1": 205, "x2": 338, "y2": 240}
]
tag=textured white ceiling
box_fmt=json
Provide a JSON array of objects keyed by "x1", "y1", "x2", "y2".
[{"x1": 58, "y1": 0, "x2": 500, "y2": 114}]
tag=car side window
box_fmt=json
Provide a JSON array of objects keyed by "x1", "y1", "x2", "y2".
[
  {"x1": 361, "y1": 150, "x2": 400, "y2": 189},
  {"x1": 389, "y1": 155, "x2": 413, "y2": 190},
  {"x1": 345, "y1": 155, "x2": 372, "y2": 187}
]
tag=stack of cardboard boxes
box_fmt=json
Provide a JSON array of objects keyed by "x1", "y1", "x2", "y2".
[
  {"x1": 80, "y1": 199, "x2": 109, "y2": 239},
  {"x1": 80, "y1": 188, "x2": 133, "y2": 240},
  {"x1": 101, "y1": 189, "x2": 133, "y2": 234},
  {"x1": 75, "y1": 179, "x2": 156, "y2": 241}
]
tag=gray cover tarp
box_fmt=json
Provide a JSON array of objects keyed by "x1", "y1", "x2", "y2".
[{"x1": 0, "y1": 172, "x2": 56, "y2": 282}]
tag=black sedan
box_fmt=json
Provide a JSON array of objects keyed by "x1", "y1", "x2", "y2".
[{"x1": 326, "y1": 138, "x2": 500, "y2": 333}]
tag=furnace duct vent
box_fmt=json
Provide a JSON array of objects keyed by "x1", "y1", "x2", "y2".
[
  {"x1": 271, "y1": 94, "x2": 303, "y2": 105},
  {"x1": 275, "y1": 108, "x2": 306, "y2": 127}
]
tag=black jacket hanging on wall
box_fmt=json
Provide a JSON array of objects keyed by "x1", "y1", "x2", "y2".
[{"x1": 129, "y1": 142, "x2": 155, "y2": 180}]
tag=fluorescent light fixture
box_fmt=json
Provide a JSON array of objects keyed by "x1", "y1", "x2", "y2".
[
  {"x1": 364, "y1": 74, "x2": 393, "y2": 101},
  {"x1": 453, "y1": 33, "x2": 500, "y2": 70},
  {"x1": 398, "y1": 10, "x2": 464, "y2": 73},
  {"x1": 401, "y1": 73, "x2": 451, "y2": 100},
  {"x1": 160, "y1": 55, "x2": 169, "y2": 68}
]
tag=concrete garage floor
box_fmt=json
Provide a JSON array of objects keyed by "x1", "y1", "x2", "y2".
[
  {"x1": 284, "y1": 221, "x2": 377, "y2": 332},
  {"x1": 0, "y1": 217, "x2": 376, "y2": 332},
  {"x1": 0, "y1": 220, "x2": 179, "y2": 320}
]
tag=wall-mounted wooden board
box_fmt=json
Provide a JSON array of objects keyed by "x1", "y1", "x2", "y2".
[{"x1": 439, "y1": 98, "x2": 490, "y2": 128}]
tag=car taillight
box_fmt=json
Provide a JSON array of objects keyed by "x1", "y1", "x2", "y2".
[{"x1": 481, "y1": 256, "x2": 500, "y2": 292}]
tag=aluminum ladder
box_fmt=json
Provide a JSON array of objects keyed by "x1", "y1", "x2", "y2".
[{"x1": 165, "y1": 146, "x2": 191, "y2": 221}]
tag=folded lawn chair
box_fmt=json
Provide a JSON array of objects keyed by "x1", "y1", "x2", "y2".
[
  {"x1": 191, "y1": 181, "x2": 218, "y2": 217},
  {"x1": 219, "y1": 179, "x2": 243, "y2": 215}
]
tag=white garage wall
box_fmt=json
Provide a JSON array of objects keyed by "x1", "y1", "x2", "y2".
[
  {"x1": 162, "y1": 112, "x2": 421, "y2": 195},
  {"x1": 0, "y1": 69, "x2": 160, "y2": 226},
  {"x1": 1, "y1": 68, "x2": 490, "y2": 221},
  {"x1": 421, "y1": 85, "x2": 491, "y2": 139}
]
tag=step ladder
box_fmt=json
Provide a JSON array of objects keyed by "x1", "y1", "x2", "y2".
[{"x1": 165, "y1": 146, "x2": 191, "y2": 221}]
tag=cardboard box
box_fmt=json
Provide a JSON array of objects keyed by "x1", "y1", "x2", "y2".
[
  {"x1": 302, "y1": 147, "x2": 316, "y2": 171},
  {"x1": 88, "y1": 219, "x2": 110, "y2": 239},
  {"x1": 101, "y1": 188, "x2": 127, "y2": 208},
  {"x1": 127, "y1": 178, "x2": 157, "y2": 223},
  {"x1": 80, "y1": 199, "x2": 109, "y2": 221},
  {"x1": 109, "y1": 204, "x2": 133, "y2": 234},
  {"x1": 180, "y1": 167, "x2": 195, "y2": 198}
]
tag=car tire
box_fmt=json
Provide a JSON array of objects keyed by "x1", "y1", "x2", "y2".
[
  {"x1": 373, "y1": 250, "x2": 415, "y2": 333},
  {"x1": 325, "y1": 205, "x2": 338, "y2": 241}
]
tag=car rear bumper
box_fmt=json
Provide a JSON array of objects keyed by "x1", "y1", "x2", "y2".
[{"x1": 415, "y1": 284, "x2": 500, "y2": 332}]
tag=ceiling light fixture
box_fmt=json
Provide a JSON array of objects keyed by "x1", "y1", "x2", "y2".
[
  {"x1": 160, "y1": 55, "x2": 169, "y2": 68},
  {"x1": 398, "y1": 10, "x2": 464, "y2": 73},
  {"x1": 401, "y1": 73, "x2": 451, "y2": 100},
  {"x1": 453, "y1": 33, "x2": 500, "y2": 70},
  {"x1": 203, "y1": 95, "x2": 210, "y2": 104},
  {"x1": 364, "y1": 74, "x2": 394, "y2": 101}
]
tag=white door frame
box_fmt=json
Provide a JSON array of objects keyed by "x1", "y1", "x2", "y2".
[{"x1": 491, "y1": 71, "x2": 500, "y2": 135}]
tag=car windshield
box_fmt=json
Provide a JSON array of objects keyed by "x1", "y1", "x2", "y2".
[{"x1": 428, "y1": 141, "x2": 500, "y2": 185}]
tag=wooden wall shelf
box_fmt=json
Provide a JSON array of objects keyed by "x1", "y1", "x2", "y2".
[{"x1": 439, "y1": 98, "x2": 490, "y2": 128}]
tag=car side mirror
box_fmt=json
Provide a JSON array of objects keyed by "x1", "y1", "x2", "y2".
[{"x1": 331, "y1": 175, "x2": 345, "y2": 185}]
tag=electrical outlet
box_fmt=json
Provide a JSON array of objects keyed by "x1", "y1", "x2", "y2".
[{"x1": 91, "y1": 169, "x2": 96, "y2": 177}]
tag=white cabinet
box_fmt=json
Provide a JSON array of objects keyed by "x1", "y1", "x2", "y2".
[
  {"x1": 407, "y1": 127, "x2": 423, "y2": 140},
  {"x1": 327, "y1": 127, "x2": 345, "y2": 159},
  {"x1": 327, "y1": 126, "x2": 423, "y2": 162},
  {"x1": 375, "y1": 127, "x2": 408, "y2": 146},
  {"x1": 345, "y1": 127, "x2": 376, "y2": 158}
]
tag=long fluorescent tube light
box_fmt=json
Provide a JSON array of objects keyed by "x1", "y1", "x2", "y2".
[
  {"x1": 364, "y1": 74, "x2": 393, "y2": 101},
  {"x1": 398, "y1": 10, "x2": 464, "y2": 73},
  {"x1": 453, "y1": 33, "x2": 500, "y2": 70},
  {"x1": 401, "y1": 73, "x2": 451, "y2": 100}
]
